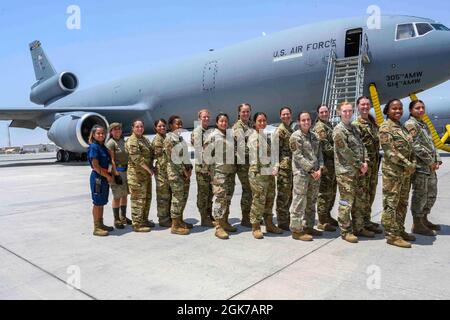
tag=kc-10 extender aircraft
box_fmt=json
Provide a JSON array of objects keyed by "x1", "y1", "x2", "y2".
[{"x1": 1, "y1": 15, "x2": 450, "y2": 161}]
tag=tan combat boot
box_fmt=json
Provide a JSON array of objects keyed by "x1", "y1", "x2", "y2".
[
  {"x1": 423, "y1": 214, "x2": 441, "y2": 231},
  {"x1": 305, "y1": 227, "x2": 323, "y2": 237},
  {"x1": 265, "y1": 218, "x2": 283, "y2": 234},
  {"x1": 386, "y1": 235, "x2": 411, "y2": 248},
  {"x1": 292, "y1": 231, "x2": 313, "y2": 241},
  {"x1": 400, "y1": 231, "x2": 416, "y2": 242},
  {"x1": 113, "y1": 212, "x2": 124, "y2": 230},
  {"x1": 342, "y1": 233, "x2": 358, "y2": 243},
  {"x1": 180, "y1": 219, "x2": 194, "y2": 229},
  {"x1": 215, "y1": 219, "x2": 230, "y2": 240},
  {"x1": 223, "y1": 212, "x2": 237, "y2": 232},
  {"x1": 252, "y1": 223, "x2": 264, "y2": 239},
  {"x1": 98, "y1": 218, "x2": 114, "y2": 232},
  {"x1": 354, "y1": 228, "x2": 375, "y2": 238},
  {"x1": 412, "y1": 216, "x2": 436, "y2": 236},
  {"x1": 171, "y1": 217, "x2": 190, "y2": 235},
  {"x1": 201, "y1": 212, "x2": 215, "y2": 228},
  {"x1": 133, "y1": 220, "x2": 151, "y2": 232},
  {"x1": 317, "y1": 222, "x2": 337, "y2": 232},
  {"x1": 241, "y1": 211, "x2": 252, "y2": 228},
  {"x1": 93, "y1": 220, "x2": 109, "y2": 237}
]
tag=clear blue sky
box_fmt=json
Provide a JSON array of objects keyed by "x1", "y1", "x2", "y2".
[{"x1": 1, "y1": 0, "x2": 450, "y2": 147}]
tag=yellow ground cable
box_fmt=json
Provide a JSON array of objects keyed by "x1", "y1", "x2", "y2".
[
  {"x1": 409, "y1": 94, "x2": 450, "y2": 152},
  {"x1": 369, "y1": 83, "x2": 385, "y2": 125}
]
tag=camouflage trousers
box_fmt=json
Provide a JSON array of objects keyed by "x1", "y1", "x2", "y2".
[
  {"x1": 155, "y1": 167, "x2": 171, "y2": 224},
  {"x1": 381, "y1": 171, "x2": 411, "y2": 237},
  {"x1": 411, "y1": 171, "x2": 438, "y2": 218},
  {"x1": 129, "y1": 178, "x2": 152, "y2": 226},
  {"x1": 317, "y1": 162, "x2": 337, "y2": 223},
  {"x1": 276, "y1": 167, "x2": 293, "y2": 225},
  {"x1": 249, "y1": 172, "x2": 275, "y2": 224},
  {"x1": 212, "y1": 171, "x2": 236, "y2": 220},
  {"x1": 356, "y1": 157, "x2": 380, "y2": 227},
  {"x1": 290, "y1": 173, "x2": 320, "y2": 232},
  {"x1": 168, "y1": 177, "x2": 190, "y2": 219},
  {"x1": 235, "y1": 164, "x2": 252, "y2": 217},
  {"x1": 196, "y1": 171, "x2": 213, "y2": 217},
  {"x1": 336, "y1": 174, "x2": 364, "y2": 235}
]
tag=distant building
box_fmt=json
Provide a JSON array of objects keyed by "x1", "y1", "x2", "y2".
[{"x1": 21, "y1": 144, "x2": 57, "y2": 153}]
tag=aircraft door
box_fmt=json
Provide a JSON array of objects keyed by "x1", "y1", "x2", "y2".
[
  {"x1": 345, "y1": 28, "x2": 362, "y2": 57},
  {"x1": 203, "y1": 61, "x2": 218, "y2": 92}
]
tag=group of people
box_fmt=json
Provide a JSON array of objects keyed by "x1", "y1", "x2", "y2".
[{"x1": 86, "y1": 98, "x2": 442, "y2": 248}]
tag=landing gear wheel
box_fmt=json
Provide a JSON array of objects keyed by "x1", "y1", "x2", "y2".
[
  {"x1": 63, "y1": 151, "x2": 71, "y2": 162},
  {"x1": 57, "y1": 150, "x2": 65, "y2": 162}
]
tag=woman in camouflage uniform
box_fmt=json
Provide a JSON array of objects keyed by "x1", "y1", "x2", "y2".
[
  {"x1": 164, "y1": 115, "x2": 193, "y2": 235},
  {"x1": 333, "y1": 102, "x2": 370, "y2": 244},
  {"x1": 152, "y1": 119, "x2": 172, "y2": 228},
  {"x1": 380, "y1": 99, "x2": 416, "y2": 248},
  {"x1": 125, "y1": 119, "x2": 154, "y2": 233},
  {"x1": 352, "y1": 97, "x2": 382, "y2": 234},
  {"x1": 313, "y1": 105, "x2": 338, "y2": 232},
  {"x1": 248, "y1": 112, "x2": 283, "y2": 239},
  {"x1": 273, "y1": 106, "x2": 294, "y2": 231},
  {"x1": 204, "y1": 113, "x2": 237, "y2": 239}
]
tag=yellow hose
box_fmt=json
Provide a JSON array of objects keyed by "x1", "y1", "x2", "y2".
[
  {"x1": 409, "y1": 94, "x2": 450, "y2": 152},
  {"x1": 369, "y1": 83, "x2": 384, "y2": 125}
]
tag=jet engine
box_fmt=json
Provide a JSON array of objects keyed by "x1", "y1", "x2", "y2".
[
  {"x1": 47, "y1": 112, "x2": 109, "y2": 153},
  {"x1": 30, "y1": 72, "x2": 78, "y2": 105}
]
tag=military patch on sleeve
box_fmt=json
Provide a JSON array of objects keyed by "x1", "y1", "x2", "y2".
[
  {"x1": 318, "y1": 130, "x2": 327, "y2": 141},
  {"x1": 334, "y1": 134, "x2": 345, "y2": 148},
  {"x1": 289, "y1": 139, "x2": 298, "y2": 151}
]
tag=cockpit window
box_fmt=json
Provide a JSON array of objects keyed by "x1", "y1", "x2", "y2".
[
  {"x1": 416, "y1": 23, "x2": 433, "y2": 36},
  {"x1": 431, "y1": 23, "x2": 450, "y2": 31},
  {"x1": 396, "y1": 23, "x2": 416, "y2": 40}
]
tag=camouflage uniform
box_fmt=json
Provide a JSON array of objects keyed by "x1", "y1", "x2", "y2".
[
  {"x1": 125, "y1": 133, "x2": 154, "y2": 227},
  {"x1": 106, "y1": 137, "x2": 129, "y2": 199},
  {"x1": 191, "y1": 125, "x2": 214, "y2": 220},
  {"x1": 289, "y1": 129, "x2": 323, "y2": 232},
  {"x1": 404, "y1": 116, "x2": 441, "y2": 218},
  {"x1": 352, "y1": 116, "x2": 380, "y2": 227},
  {"x1": 232, "y1": 119, "x2": 254, "y2": 220},
  {"x1": 313, "y1": 119, "x2": 337, "y2": 223},
  {"x1": 273, "y1": 122, "x2": 293, "y2": 226},
  {"x1": 204, "y1": 128, "x2": 236, "y2": 220},
  {"x1": 164, "y1": 131, "x2": 192, "y2": 220},
  {"x1": 333, "y1": 122, "x2": 367, "y2": 235},
  {"x1": 152, "y1": 133, "x2": 171, "y2": 225},
  {"x1": 379, "y1": 119, "x2": 416, "y2": 237},
  {"x1": 248, "y1": 130, "x2": 275, "y2": 224}
]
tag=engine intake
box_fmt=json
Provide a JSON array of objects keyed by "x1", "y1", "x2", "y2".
[
  {"x1": 47, "y1": 112, "x2": 109, "y2": 153},
  {"x1": 30, "y1": 71, "x2": 78, "y2": 105}
]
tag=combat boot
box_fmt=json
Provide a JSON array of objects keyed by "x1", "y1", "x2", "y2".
[
  {"x1": 143, "y1": 220, "x2": 156, "y2": 228},
  {"x1": 99, "y1": 218, "x2": 114, "y2": 232},
  {"x1": 423, "y1": 214, "x2": 441, "y2": 231},
  {"x1": 200, "y1": 212, "x2": 215, "y2": 228},
  {"x1": 114, "y1": 212, "x2": 124, "y2": 229},
  {"x1": 317, "y1": 223, "x2": 336, "y2": 232},
  {"x1": 305, "y1": 227, "x2": 323, "y2": 237},
  {"x1": 400, "y1": 231, "x2": 416, "y2": 242},
  {"x1": 277, "y1": 222, "x2": 290, "y2": 231},
  {"x1": 354, "y1": 228, "x2": 375, "y2": 238},
  {"x1": 292, "y1": 231, "x2": 313, "y2": 241},
  {"x1": 241, "y1": 212, "x2": 252, "y2": 228},
  {"x1": 252, "y1": 223, "x2": 264, "y2": 239},
  {"x1": 341, "y1": 233, "x2": 358, "y2": 243},
  {"x1": 365, "y1": 224, "x2": 383, "y2": 234},
  {"x1": 93, "y1": 221, "x2": 109, "y2": 237},
  {"x1": 265, "y1": 218, "x2": 283, "y2": 234},
  {"x1": 133, "y1": 224, "x2": 151, "y2": 232},
  {"x1": 386, "y1": 235, "x2": 411, "y2": 248},
  {"x1": 119, "y1": 212, "x2": 132, "y2": 225},
  {"x1": 171, "y1": 217, "x2": 190, "y2": 235},
  {"x1": 159, "y1": 218, "x2": 172, "y2": 228},
  {"x1": 412, "y1": 216, "x2": 436, "y2": 236},
  {"x1": 180, "y1": 219, "x2": 194, "y2": 229},
  {"x1": 223, "y1": 213, "x2": 237, "y2": 233},
  {"x1": 327, "y1": 214, "x2": 339, "y2": 227},
  {"x1": 215, "y1": 219, "x2": 229, "y2": 240}
]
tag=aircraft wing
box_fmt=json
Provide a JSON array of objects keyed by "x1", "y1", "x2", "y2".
[{"x1": 0, "y1": 104, "x2": 150, "y2": 129}]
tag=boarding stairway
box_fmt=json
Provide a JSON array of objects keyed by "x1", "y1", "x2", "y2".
[{"x1": 322, "y1": 34, "x2": 369, "y2": 126}]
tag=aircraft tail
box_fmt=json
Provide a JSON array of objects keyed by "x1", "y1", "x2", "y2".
[{"x1": 29, "y1": 40, "x2": 57, "y2": 82}]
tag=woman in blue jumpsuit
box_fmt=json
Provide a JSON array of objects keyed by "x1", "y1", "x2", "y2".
[{"x1": 87, "y1": 125, "x2": 114, "y2": 236}]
